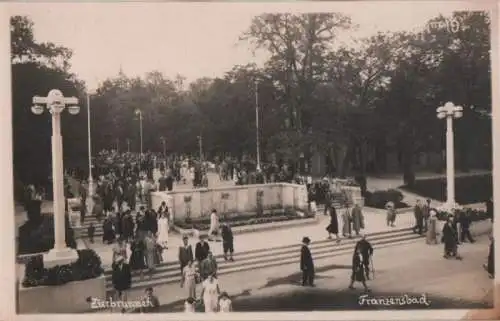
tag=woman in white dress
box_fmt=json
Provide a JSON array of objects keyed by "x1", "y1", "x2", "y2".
[
  {"x1": 157, "y1": 212, "x2": 169, "y2": 252},
  {"x1": 180, "y1": 260, "x2": 198, "y2": 299},
  {"x1": 200, "y1": 274, "x2": 220, "y2": 313},
  {"x1": 218, "y1": 292, "x2": 232, "y2": 312}
]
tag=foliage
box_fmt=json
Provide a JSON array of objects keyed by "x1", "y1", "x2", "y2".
[
  {"x1": 401, "y1": 174, "x2": 492, "y2": 204},
  {"x1": 17, "y1": 214, "x2": 77, "y2": 255},
  {"x1": 176, "y1": 210, "x2": 309, "y2": 230},
  {"x1": 21, "y1": 249, "x2": 103, "y2": 288},
  {"x1": 364, "y1": 189, "x2": 408, "y2": 209},
  {"x1": 13, "y1": 12, "x2": 492, "y2": 186}
]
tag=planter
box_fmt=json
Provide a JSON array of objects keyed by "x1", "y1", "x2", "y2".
[{"x1": 18, "y1": 275, "x2": 106, "y2": 313}]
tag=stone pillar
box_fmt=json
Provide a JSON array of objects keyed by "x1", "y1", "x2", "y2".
[{"x1": 43, "y1": 109, "x2": 78, "y2": 268}]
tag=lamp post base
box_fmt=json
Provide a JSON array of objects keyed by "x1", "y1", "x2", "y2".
[{"x1": 43, "y1": 247, "x2": 79, "y2": 268}]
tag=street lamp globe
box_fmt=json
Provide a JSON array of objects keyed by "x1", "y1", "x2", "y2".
[
  {"x1": 454, "y1": 106, "x2": 463, "y2": 118},
  {"x1": 67, "y1": 105, "x2": 80, "y2": 115},
  {"x1": 444, "y1": 101, "x2": 454, "y2": 109},
  {"x1": 31, "y1": 104, "x2": 44, "y2": 115}
]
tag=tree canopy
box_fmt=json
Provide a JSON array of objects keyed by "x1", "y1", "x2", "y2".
[{"x1": 12, "y1": 12, "x2": 492, "y2": 186}]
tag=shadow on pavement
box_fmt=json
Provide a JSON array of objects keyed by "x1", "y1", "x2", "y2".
[{"x1": 156, "y1": 261, "x2": 492, "y2": 312}]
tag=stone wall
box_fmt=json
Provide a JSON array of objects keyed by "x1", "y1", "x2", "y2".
[{"x1": 151, "y1": 183, "x2": 309, "y2": 222}]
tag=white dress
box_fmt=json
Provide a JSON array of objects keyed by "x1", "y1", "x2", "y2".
[
  {"x1": 202, "y1": 279, "x2": 219, "y2": 312},
  {"x1": 219, "y1": 298, "x2": 232, "y2": 312},
  {"x1": 157, "y1": 217, "x2": 169, "y2": 246},
  {"x1": 184, "y1": 301, "x2": 195, "y2": 313}
]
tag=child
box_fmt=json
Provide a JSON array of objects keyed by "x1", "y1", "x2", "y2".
[
  {"x1": 218, "y1": 292, "x2": 232, "y2": 312},
  {"x1": 184, "y1": 297, "x2": 196, "y2": 313},
  {"x1": 88, "y1": 223, "x2": 95, "y2": 243}
]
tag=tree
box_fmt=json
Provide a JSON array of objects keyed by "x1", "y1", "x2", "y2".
[{"x1": 11, "y1": 16, "x2": 86, "y2": 189}]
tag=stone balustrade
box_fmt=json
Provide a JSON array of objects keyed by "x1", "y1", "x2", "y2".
[{"x1": 151, "y1": 183, "x2": 309, "y2": 222}]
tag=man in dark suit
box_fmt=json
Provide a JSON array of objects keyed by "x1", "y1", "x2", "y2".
[
  {"x1": 195, "y1": 235, "x2": 210, "y2": 263},
  {"x1": 355, "y1": 233, "x2": 374, "y2": 280},
  {"x1": 178, "y1": 235, "x2": 194, "y2": 273},
  {"x1": 111, "y1": 256, "x2": 132, "y2": 307},
  {"x1": 300, "y1": 236, "x2": 314, "y2": 287}
]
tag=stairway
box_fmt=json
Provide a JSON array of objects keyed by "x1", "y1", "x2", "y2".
[{"x1": 103, "y1": 227, "x2": 417, "y2": 293}]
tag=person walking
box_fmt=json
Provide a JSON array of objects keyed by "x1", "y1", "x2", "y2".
[
  {"x1": 459, "y1": 210, "x2": 475, "y2": 243},
  {"x1": 386, "y1": 202, "x2": 396, "y2": 227},
  {"x1": 221, "y1": 222, "x2": 234, "y2": 261},
  {"x1": 144, "y1": 232, "x2": 157, "y2": 279},
  {"x1": 351, "y1": 203, "x2": 364, "y2": 237},
  {"x1": 348, "y1": 247, "x2": 370, "y2": 292},
  {"x1": 208, "y1": 209, "x2": 220, "y2": 242},
  {"x1": 195, "y1": 236, "x2": 210, "y2": 264},
  {"x1": 341, "y1": 204, "x2": 352, "y2": 238},
  {"x1": 354, "y1": 233, "x2": 373, "y2": 280},
  {"x1": 111, "y1": 256, "x2": 132, "y2": 305},
  {"x1": 157, "y1": 211, "x2": 169, "y2": 252},
  {"x1": 181, "y1": 260, "x2": 199, "y2": 299},
  {"x1": 413, "y1": 200, "x2": 424, "y2": 235},
  {"x1": 218, "y1": 292, "x2": 233, "y2": 312},
  {"x1": 129, "y1": 236, "x2": 146, "y2": 279},
  {"x1": 326, "y1": 205, "x2": 340, "y2": 243},
  {"x1": 484, "y1": 234, "x2": 494, "y2": 279},
  {"x1": 300, "y1": 236, "x2": 315, "y2": 287},
  {"x1": 200, "y1": 274, "x2": 220, "y2": 313},
  {"x1": 442, "y1": 215, "x2": 461, "y2": 260},
  {"x1": 426, "y1": 209, "x2": 439, "y2": 245},
  {"x1": 179, "y1": 235, "x2": 194, "y2": 274},
  {"x1": 200, "y1": 251, "x2": 218, "y2": 281}
]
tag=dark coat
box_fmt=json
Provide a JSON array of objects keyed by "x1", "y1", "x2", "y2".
[
  {"x1": 112, "y1": 262, "x2": 131, "y2": 291},
  {"x1": 488, "y1": 240, "x2": 495, "y2": 275},
  {"x1": 355, "y1": 239, "x2": 373, "y2": 263},
  {"x1": 300, "y1": 245, "x2": 314, "y2": 271},
  {"x1": 326, "y1": 207, "x2": 339, "y2": 234},
  {"x1": 195, "y1": 242, "x2": 210, "y2": 261},
  {"x1": 221, "y1": 225, "x2": 234, "y2": 244},
  {"x1": 442, "y1": 222, "x2": 458, "y2": 250},
  {"x1": 352, "y1": 252, "x2": 365, "y2": 282},
  {"x1": 178, "y1": 244, "x2": 194, "y2": 266}
]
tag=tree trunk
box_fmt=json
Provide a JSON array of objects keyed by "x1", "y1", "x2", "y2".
[
  {"x1": 402, "y1": 140, "x2": 415, "y2": 187},
  {"x1": 335, "y1": 142, "x2": 349, "y2": 178}
]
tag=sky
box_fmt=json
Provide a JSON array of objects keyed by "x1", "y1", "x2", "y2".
[{"x1": 8, "y1": 1, "x2": 494, "y2": 90}]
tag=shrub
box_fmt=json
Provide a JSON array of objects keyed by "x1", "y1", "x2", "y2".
[
  {"x1": 365, "y1": 189, "x2": 407, "y2": 209},
  {"x1": 401, "y1": 175, "x2": 492, "y2": 204},
  {"x1": 435, "y1": 208, "x2": 491, "y2": 222},
  {"x1": 18, "y1": 214, "x2": 76, "y2": 255},
  {"x1": 22, "y1": 249, "x2": 103, "y2": 288}
]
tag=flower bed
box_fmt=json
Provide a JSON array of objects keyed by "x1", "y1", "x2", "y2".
[
  {"x1": 364, "y1": 189, "x2": 410, "y2": 209},
  {"x1": 401, "y1": 174, "x2": 492, "y2": 204},
  {"x1": 22, "y1": 249, "x2": 103, "y2": 288},
  {"x1": 435, "y1": 208, "x2": 491, "y2": 222},
  {"x1": 176, "y1": 209, "x2": 311, "y2": 231}
]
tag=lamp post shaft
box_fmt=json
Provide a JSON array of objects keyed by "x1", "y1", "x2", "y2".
[
  {"x1": 446, "y1": 116, "x2": 455, "y2": 208},
  {"x1": 199, "y1": 135, "x2": 203, "y2": 161},
  {"x1": 87, "y1": 94, "x2": 94, "y2": 199},
  {"x1": 139, "y1": 113, "x2": 143, "y2": 156},
  {"x1": 51, "y1": 111, "x2": 65, "y2": 251},
  {"x1": 255, "y1": 81, "x2": 261, "y2": 171}
]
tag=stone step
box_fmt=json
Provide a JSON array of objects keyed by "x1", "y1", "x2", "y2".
[{"x1": 104, "y1": 227, "x2": 416, "y2": 292}]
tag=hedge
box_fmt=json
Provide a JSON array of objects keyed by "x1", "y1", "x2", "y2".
[
  {"x1": 22, "y1": 249, "x2": 103, "y2": 288},
  {"x1": 364, "y1": 189, "x2": 410, "y2": 209},
  {"x1": 401, "y1": 175, "x2": 492, "y2": 204},
  {"x1": 435, "y1": 208, "x2": 491, "y2": 222},
  {"x1": 18, "y1": 214, "x2": 77, "y2": 255}
]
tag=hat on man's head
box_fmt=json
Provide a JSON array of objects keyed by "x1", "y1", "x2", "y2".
[
  {"x1": 302, "y1": 236, "x2": 311, "y2": 244},
  {"x1": 182, "y1": 235, "x2": 189, "y2": 240}
]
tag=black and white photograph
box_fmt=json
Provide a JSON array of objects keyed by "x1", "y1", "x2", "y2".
[{"x1": 7, "y1": 1, "x2": 497, "y2": 317}]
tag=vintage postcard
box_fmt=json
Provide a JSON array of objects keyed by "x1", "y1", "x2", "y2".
[{"x1": 2, "y1": 1, "x2": 498, "y2": 320}]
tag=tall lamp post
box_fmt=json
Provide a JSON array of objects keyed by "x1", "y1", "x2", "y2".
[
  {"x1": 32, "y1": 89, "x2": 80, "y2": 266},
  {"x1": 135, "y1": 109, "x2": 143, "y2": 156},
  {"x1": 160, "y1": 136, "x2": 166, "y2": 157},
  {"x1": 126, "y1": 138, "x2": 130, "y2": 153},
  {"x1": 255, "y1": 80, "x2": 261, "y2": 171},
  {"x1": 436, "y1": 101, "x2": 463, "y2": 211}
]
